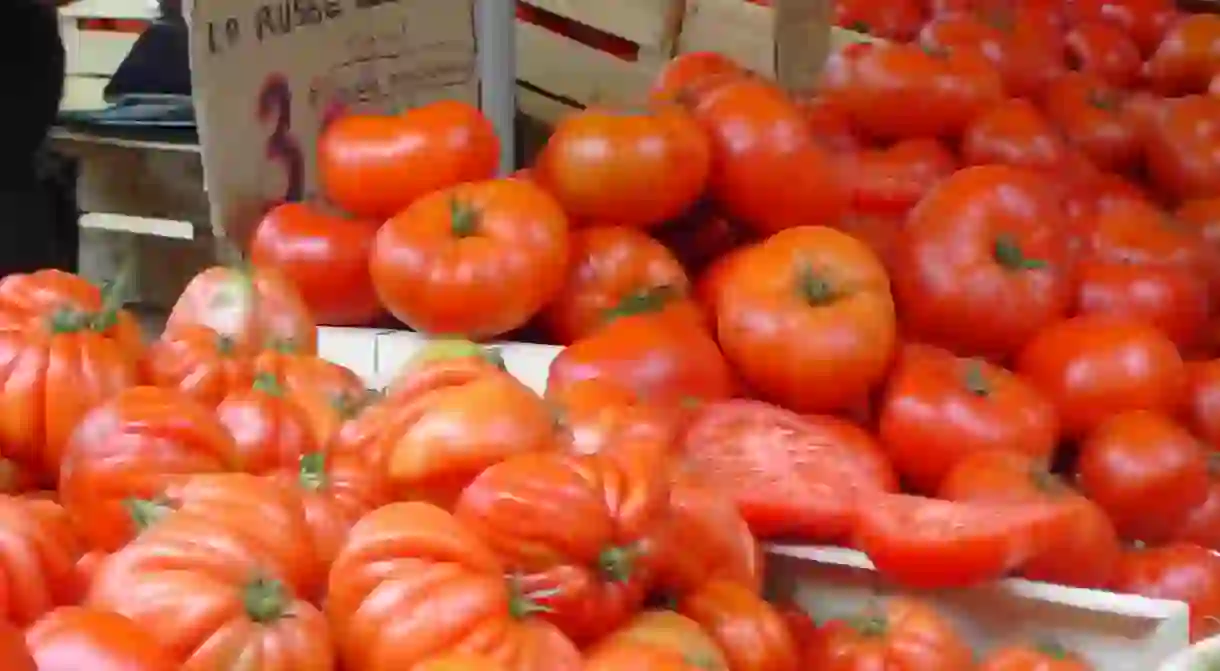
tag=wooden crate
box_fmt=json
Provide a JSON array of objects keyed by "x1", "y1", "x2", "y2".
[{"x1": 515, "y1": 0, "x2": 867, "y2": 125}]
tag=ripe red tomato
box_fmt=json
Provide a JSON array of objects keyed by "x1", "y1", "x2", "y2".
[
  {"x1": 249, "y1": 202, "x2": 383, "y2": 327},
  {"x1": 962, "y1": 98, "x2": 1071, "y2": 170},
  {"x1": 1040, "y1": 73, "x2": 1140, "y2": 172},
  {"x1": 918, "y1": 14, "x2": 1065, "y2": 98},
  {"x1": 810, "y1": 598, "x2": 974, "y2": 671},
  {"x1": 979, "y1": 642, "x2": 1093, "y2": 671},
  {"x1": 0, "y1": 621, "x2": 32, "y2": 671},
  {"x1": 878, "y1": 344, "x2": 1058, "y2": 495},
  {"x1": 794, "y1": 97, "x2": 860, "y2": 153},
  {"x1": 535, "y1": 106, "x2": 711, "y2": 229},
  {"x1": 677, "y1": 580, "x2": 800, "y2": 671},
  {"x1": 1064, "y1": 21, "x2": 1142, "y2": 88},
  {"x1": 1146, "y1": 95, "x2": 1220, "y2": 204},
  {"x1": 1016, "y1": 316, "x2": 1187, "y2": 439},
  {"x1": 833, "y1": 0, "x2": 925, "y2": 40},
  {"x1": 1077, "y1": 411, "x2": 1210, "y2": 543},
  {"x1": 852, "y1": 493, "x2": 1075, "y2": 589},
  {"x1": 1066, "y1": 0, "x2": 1177, "y2": 56},
  {"x1": 680, "y1": 400, "x2": 898, "y2": 541},
  {"x1": 690, "y1": 78, "x2": 848, "y2": 235},
  {"x1": 847, "y1": 138, "x2": 958, "y2": 216},
  {"x1": 713, "y1": 226, "x2": 897, "y2": 414},
  {"x1": 541, "y1": 226, "x2": 700, "y2": 345},
  {"x1": 25, "y1": 607, "x2": 176, "y2": 670},
  {"x1": 650, "y1": 51, "x2": 746, "y2": 102},
  {"x1": 1187, "y1": 360, "x2": 1220, "y2": 450},
  {"x1": 821, "y1": 41, "x2": 1004, "y2": 141},
  {"x1": 939, "y1": 451, "x2": 1122, "y2": 588},
  {"x1": 1112, "y1": 543, "x2": 1220, "y2": 642},
  {"x1": 894, "y1": 165, "x2": 1072, "y2": 359},
  {"x1": 1175, "y1": 476, "x2": 1220, "y2": 552},
  {"x1": 1145, "y1": 14, "x2": 1220, "y2": 96},
  {"x1": 1176, "y1": 198, "x2": 1220, "y2": 316},
  {"x1": 369, "y1": 178, "x2": 570, "y2": 340},
  {"x1": 318, "y1": 101, "x2": 499, "y2": 220},
  {"x1": 1075, "y1": 261, "x2": 1209, "y2": 351}
]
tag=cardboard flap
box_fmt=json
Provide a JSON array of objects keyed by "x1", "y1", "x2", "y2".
[
  {"x1": 772, "y1": 0, "x2": 831, "y2": 94},
  {"x1": 184, "y1": 0, "x2": 479, "y2": 247}
]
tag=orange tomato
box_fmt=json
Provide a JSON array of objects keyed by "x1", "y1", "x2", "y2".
[
  {"x1": 678, "y1": 580, "x2": 800, "y2": 671},
  {"x1": 595, "y1": 610, "x2": 729, "y2": 670},
  {"x1": 810, "y1": 598, "x2": 974, "y2": 670},
  {"x1": 25, "y1": 607, "x2": 176, "y2": 671}
]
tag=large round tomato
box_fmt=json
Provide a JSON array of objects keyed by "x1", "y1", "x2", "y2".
[
  {"x1": 542, "y1": 226, "x2": 700, "y2": 345},
  {"x1": 878, "y1": 344, "x2": 1058, "y2": 495},
  {"x1": 1067, "y1": 0, "x2": 1176, "y2": 56},
  {"x1": 895, "y1": 165, "x2": 1071, "y2": 359},
  {"x1": 852, "y1": 493, "x2": 1075, "y2": 589},
  {"x1": 1075, "y1": 261, "x2": 1209, "y2": 352},
  {"x1": 680, "y1": 400, "x2": 898, "y2": 541},
  {"x1": 939, "y1": 450, "x2": 1122, "y2": 588},
  {"x1": 165, "y1": 264, "x2": 316, "y2": 354},
  {"x1": 455, "y1": 451, "x2": 666, "y2": 644},
  {"x1": 0, "y1": 495, "x2": 85, "y2": 626},
  {"x1": 318, "y1": 100, "x2": 499, "y2": 220},
  {"x1": 547, "y1": 312, "x2": 735, "y2": 409},
  {"x1": 58, "y1": 386, "x2": 241, "y2": 551},
  {"x1": 1064, "y1": 21, "x2": 1142, "y2": 88},
  {"x1": 0, "y1": 317, "x2": 138, "y2": 483},
  {"x1": 328, "y1": 502, "x2": 583, "y2": 670},
  {"x1": 535, "y1": 106, "x2": 710, "y2": 228},
  {"x1": 961, "y1": 99, "x2": 1070, "y2": 171},
  {"x1": 1111, "y1": 543, "x2": 1220, "y2": 642},
  {"x1": 25, "y1": 607, "x2": 176, "y2": 671},
  {"x1": 678, "y1": 580, "x2": 799, "y2": 671},
  {"x1": 596, "y1": 610, "x2": 728, "y2": 670},
  {"x1": 1016, "y1": 316, "x2": 1186, "y2": 439},
  {"x1": 821, "y1": 41, "x2": 1004, "y2": 140},
  {"x1": 1077, "y1": 411, "x2": 1210, "y2": 543},
  {"x1": 1145, "y1": 14, "x2": 1220, "y2": 96},
  {"x1": 647, "y1": 471, "x2": 763, "y2": 597},
  {"x1": 1041, "y1": 72, "x2": 1141, "y2": 172},
  {"x1": 87, "y1": 477, "x2": 332, "y2": 668},
  {"x1": 979, "y1": 643, "x2": 1093, "y2": 671},
  {"x1": 337, "y1": 355, "x2": 559, "y2": 507},
  {"x1": 249, "y1": 202, "x2": 383, "y2": 326},
  {"x1": 370, "y1": 178, "x2": 570, "y2": 340},
  {"x1": 1146, "y1": 95, "x2": 1220, "y2": 203},
  {"x1": 689, "y1": 78, "x2": 849, "y2": 235},
  {"x1": 810, "y1": 597, "x2": 974, "y2": 670},
  {"x1": 714, "y1": 226, "x2": 896, "y2": 414}
]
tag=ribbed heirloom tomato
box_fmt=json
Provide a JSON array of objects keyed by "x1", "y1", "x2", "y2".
[
  {"x1": 895, "y1": 165, "x2": 1072, "y2": 359},
  {"x1": 370, "y1": 178, "x2": 570, "y2": 340},
  {"x1": 165, "y1": 264, "x2": 317, "y2": 354},
  {"x1": 714, "y1": 226, "x2": 896, "y2": 414},
  {"x1": 0, "y1": 268, "x2": 143, "y2": 361},
  {"x1": 678, "y1": 580, "x2": 798, "y2": 671},
  {"x1": 318, "y1": 100, "x2": 499, "y2": 220},
  {"x1": 810, "y1": 597, "x2": 974, "y2": 671},
  {"x1": 595, "y1": 610, "x2": 729, "y2": 670},
  {"x1": 455, "y1": 450, "x2": 668, "y2": 644},
  {"x1": 249, "y1": 202, "x2": 383, "y2": 327},
  {"x1": 541, "y1": 226, "x2": 702, "y2": 345},
  {"x1": 546, "y1": 379, "x2": 679, "y2": 460},
  {"x1": 878, "y1": 344, "x2": 1058, "y2": 495},
  {"x1": 25, "y1": 607, "x2": 176, "y2": 671},
  {"x1": 327, "y1": 502, "x2": 583, "y2": 671},
  {"x1": 535, "y1": 105, "x2": 711, "y2": 229},
  {"x1": 0, "y1": 621, "x2": 32, "y2": 670},
  {"x1": 0, "y1": 495, "x2": 85, "y2": 626},
  {"x1": 979, "y1": 642, "x2": 1093, "y2": 671}
]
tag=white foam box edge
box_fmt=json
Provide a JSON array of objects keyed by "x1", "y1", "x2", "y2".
[{"x1": 316, "y1": 326, "x2": 1192, "y2": 668}]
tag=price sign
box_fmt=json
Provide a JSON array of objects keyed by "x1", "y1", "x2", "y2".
[{"x1": 184, "y1": 0, "x2": 479, "y2": 247}]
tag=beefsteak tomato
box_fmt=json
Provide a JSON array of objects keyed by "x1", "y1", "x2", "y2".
[
  {"x1": 142, "y1": 325, "x2": 255, "y2": 407},
  {"x1": 164, "y1": 264, "x2": 316, "y2": 354},
  {"x1": 0, "y1": 268, "x2": 142, "y2": 360},
  {"x1": 25, "y1": 607, "x2": 176, "y2": 671},
  {"x1": 678, "y1": 580, "x2": 799, "y2": 671},
  {"x1": 595, "y1": 610, "x2": 729, "y2": 671},
  {"x1": 810, "y1": 597, "x2": 974, "y2": 671},
  {"x1": 369, "y1": 178, "x2": 570, "y2": 340},
  {"x1": 979, "y1": 642, "x2": 1093, "y2": 671},
  {"x1": 0, "y1": 495, "x2": 85, "y2": 626}
]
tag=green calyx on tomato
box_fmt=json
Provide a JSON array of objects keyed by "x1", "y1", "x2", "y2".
[
  {"x1": 994, "y1": 234, "x2": 1048, "y2": 270},
  {"x1": 332, "y1": 389, "x2": 377, "y2": 419},
  {"x1": 848, "y1": 20, "x2": 871, "y2": 34},
  {"x1": 299, "y1": 453, "x2": 329, "y2": 491},
  {"x1": 847, "y1": 615, "x2": 889, "y2": 638},
  {"x1": 962, "y1": 360, "x2": 992, "y2": 397},
  {"x1": 243, "y1": 577, "x2": 291, "y2": 623},
  {"x1": 123, "y1": 497, "x2": 174, "y2": 532},
  {"x1": 603, "y1": 285, "x2": 681, "y2": 322},
  {"x1": 252, "y1": 372, "x2": 285, "y2": 396},
  {"x1": 506, "y1": 575, "x2": 559, "y2": 619},
  {"x1": 796, "y1": 264, "x2": 840, "y2": 306},
  {"x1": 598, "y1": 544, "x2": 640, "y2": 583},
  {"x1": 449, "y1": 198, "x2": 481, "y2": 238},
  {"x1": 408, "y1": 338, "x2": 507, "y2": 371}
]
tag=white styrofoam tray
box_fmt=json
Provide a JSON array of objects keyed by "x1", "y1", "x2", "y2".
[{"x1": 317, "y1": 326, "x2": 1192, "y2": 669}]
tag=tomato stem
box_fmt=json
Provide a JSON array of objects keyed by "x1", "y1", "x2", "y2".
[
  {"x1": 332, "y1": 390, "x2": 375, "y2": 420},
  {"x1": 796, "y1": 264, "x2": 839, "y2": 305},
  {"x1": 598, "y1": 545, "x2": 638, "y2": 583},
  {"x1": 994, "y1": 234, "x2": 1047, "y2": 270},
  {"x1": 299, "y1": 453, "x2": 328, "y2": 491},
  {"x1": 243, "y1": 577, "x2": 290, "y2": 623},
  {"x1": 450, "y1": 199, "x2": 481, "y2": 238},
  {"x1": 252, "y1": 372, "x2": 284, "y2": 395},
  {"x1": 123, "y1": 497, "x2": 173, "y2": 532},
  {"x1": 962, "y1": 360, "x2": 991, "y2": 397},
  {"x1": 602, "y1": 285, "x2": 679, "y2": 323},
  {"x1": 506, "y1": 575, "x2": 558, "y2": 619}
]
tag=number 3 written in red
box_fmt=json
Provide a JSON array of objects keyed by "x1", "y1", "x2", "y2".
[{"x1": 258, "y1": 74, "x2": 305, "y2": 204}]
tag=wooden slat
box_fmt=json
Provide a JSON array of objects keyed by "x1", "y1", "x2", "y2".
[
  {"x1": 79, "y1": 213, "x2": 194, "y2": 239},
  {"x1": 515, "y1": 21, "x2": 658, "y2": 109},
  {"x1": 524, "y1": 0, "x2": 683, "y2": 49},
  {"x1": 515, "y1": 85, "x2": 580, "y2": 126}
]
